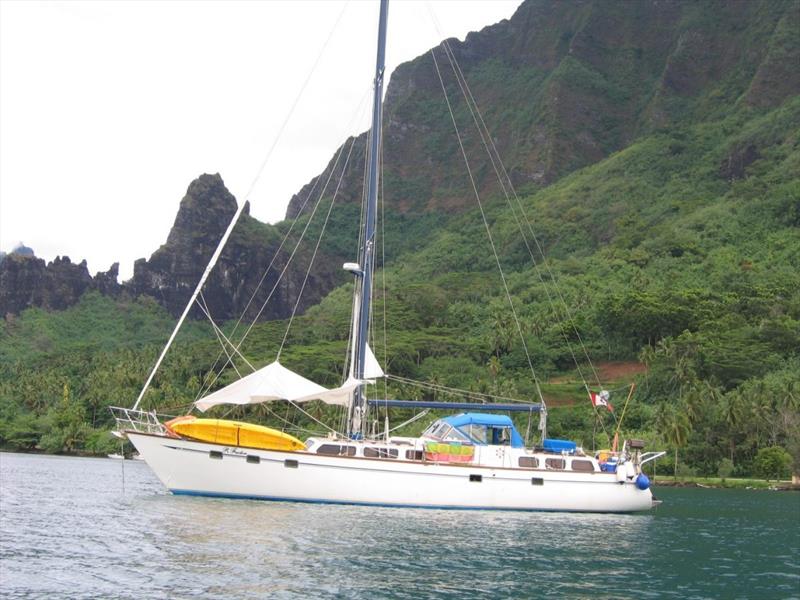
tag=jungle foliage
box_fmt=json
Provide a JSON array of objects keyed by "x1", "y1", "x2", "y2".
[{"x1": 1, "y1": 82, "x2": 798, "y2": 480}]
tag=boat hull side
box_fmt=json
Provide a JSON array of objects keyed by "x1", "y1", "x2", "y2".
[{"x1": 128, "y1": 432, "x2": 654, "y2": 513}]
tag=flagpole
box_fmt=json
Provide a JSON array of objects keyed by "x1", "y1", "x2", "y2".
[{"x1": 611, "y1": 383, "x2": 636, "y2": 453}]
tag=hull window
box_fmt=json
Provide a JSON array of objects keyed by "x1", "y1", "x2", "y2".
[
  {"x1": 518, "y1": 456, "x2": 539, "y2": 468},
  {"x1": 284, "y1": 459, "x2": 299, "y2": 469},
  {"x1": 209, "y1": 451, "x2": 223, "y2": 460},
  {"x1": 545, "y1": 458, "x2": 565, "y2": 470},
  {"x1": 531, "y1": 478, "x2": 544, "y2": 486},
  {"x1": 364, "y1": 447, "x2": 399, "y2": 459},
  {"x1": 469, "y1": 474, "x2": 483, "y2": 482},
  {"x1": 405, "y1": 450, "x2": 423, "y2": 461},
  {"x1": 246, "y1": 455, "x2": 260, "y2": 464},
  {"x1": 571, "y1": 459, "x2": 595, "y2": 472},
  {"x1": 316, "y1": 444, "x2": 356, "y2": 457}
]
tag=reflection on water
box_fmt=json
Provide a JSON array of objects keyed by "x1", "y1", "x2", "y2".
[{"x1": 1, "y1": 453, "x2": 798, "y2": 599}]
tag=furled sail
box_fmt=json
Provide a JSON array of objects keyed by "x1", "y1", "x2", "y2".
[{"x1": 195, "y1": 361, "x2": 356, "y2": 412}]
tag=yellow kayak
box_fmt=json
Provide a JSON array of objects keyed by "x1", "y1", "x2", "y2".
[{"x1": 164, "y1": 416, "x2": 305, "y2": 451}]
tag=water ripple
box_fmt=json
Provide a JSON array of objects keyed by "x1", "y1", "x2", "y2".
[{"x1": 1, "y1": 453, "x2": 798, "y2": 599}]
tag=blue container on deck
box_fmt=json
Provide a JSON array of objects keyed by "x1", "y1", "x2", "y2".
[
  {"x1": 600, "y1": 462, "x2": 618, "y2": 473},
  {"x1": 543, "y1": 438, "x2": 577, "y2": 454}
]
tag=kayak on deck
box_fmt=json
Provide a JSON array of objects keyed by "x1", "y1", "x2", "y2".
[{"x1": 164, "y1": 416, "x2": 305, "y2": 451}]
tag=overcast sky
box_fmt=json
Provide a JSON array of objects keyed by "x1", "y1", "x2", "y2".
[{"x1": 0, "y1": 0, "x2": 522, "y2": 280}]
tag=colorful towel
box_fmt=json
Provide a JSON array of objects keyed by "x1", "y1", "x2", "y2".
[{"x1": 424, "y1": 441, "x2": 474, "y2": 463}]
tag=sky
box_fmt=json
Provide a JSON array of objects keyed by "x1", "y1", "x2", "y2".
[{"x1": 0, "y1": 0, "x2": 522, "y2": 281}]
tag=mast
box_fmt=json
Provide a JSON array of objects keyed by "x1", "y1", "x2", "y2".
[{"x1": 347, "y1": 0, "x2": 389, "y2": 438}]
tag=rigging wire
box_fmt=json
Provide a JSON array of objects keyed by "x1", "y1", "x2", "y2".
[
  {"x1": 431, "y1": 40, "x2": 616, "y2": 435},
  {"x1": 425, "y1": 11, "x2": 607, "y2": 388},
  {"x1": 277, "y1": 135, "x2": 359, "y2": 357},
  {"x1": 191, "y1": 30, "x2": 372, "y2": 399},
  {"x1": 385, "y1": 373, "x2": 539, "y2": 405},
  {"x1": 239, "y1": 0, "x2": 351, "y2": 203},
  {"x1": 424, "y1": 5, "x2": 620, "y2": 436},
  {"x1": 190, "y1": 0, "x2": 351, "y2": 400},
  {"x1": 437, "y1": 43, "x2": 587, "y2": 379},
  {"x1": 196, "y1": 123, "x2": 360, "y2": 399},
  {"x1": 383, "y1": 409, "x2": 430, "y2": 435},
  {"x1": 196, "y1": 293, "x2": 243, "y2": 378},
  {"x1": 432, "y1": 36, "x2": 617, "y2": 434},
  {"x1": 257, "y1": 401, "x2": 335, "y2": 437},
  {"x1": 196, "y1": 86, "x2": 373, "y2": 401},
  {"x1": 194, "y1": 294, "x2": 255, "y2": 372},
  {"x1": 253, "y1": 98, "x2": 368, "y2": 437},
  {"x1": 379, "y1": 121, "x2": 390, "y2": 435},
  {"x1": 438, "y1": 36, "x2": 603, "y2": 391},
  {"x1": 428, "y1": 47, "x2": 546, "y2": 408},
  {"x1": 194, "y1": 155, "x2": 327, "y2": 400}
]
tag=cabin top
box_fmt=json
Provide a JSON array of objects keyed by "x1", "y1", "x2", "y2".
[{"x1": 423, "y1": 413, "x2": 525, "y2": 448}]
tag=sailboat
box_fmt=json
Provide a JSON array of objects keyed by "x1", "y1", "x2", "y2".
[{"x1": 112, "y1": 0, "x2": 664, "y2": 512}]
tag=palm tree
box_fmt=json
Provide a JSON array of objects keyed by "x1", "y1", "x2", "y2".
[
  {"x1": 489, "y1": 311, "x2": 514, "y2": 357},
  {"x1": 656, "y1": 404, "x2": 691, "y2": 479},
  {"x1": 487, "y1": 356, "x2": 502, "y2": 379},
  {"x1": 722, "y1": 390, "x2": 743, "y2": 462}
]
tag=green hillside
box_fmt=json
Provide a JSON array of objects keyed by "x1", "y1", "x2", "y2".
[
  {"x1": 2, "y1": 90, "x2": 798, "y2": 477},
  {"x1": 1, "y1": 0, "x2": 799, "y2": 479}
]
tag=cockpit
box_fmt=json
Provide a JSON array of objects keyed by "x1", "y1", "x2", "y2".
[{"x1": 422, "y1": 413, "x2": 524, "y2": 448}]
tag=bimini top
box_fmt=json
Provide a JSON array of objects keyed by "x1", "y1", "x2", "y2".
[
  {"x1": 438, "y1": 413, "x2": 525, "y2": 448},
  {"x1": 443, "y1": 413, "x2": 515, "y2": 429}
]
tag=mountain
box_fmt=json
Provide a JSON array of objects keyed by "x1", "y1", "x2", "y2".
[
  {"x1": 0, "y1": 253, "x2": 120, "y2": 317},
  {"x1": 128, "y1": 173, "x2": 344, "y2": 322},
  {"x1": 0, "y1": 174, "x2": 346, "y2": 321},
  {"x1": 0, "y1": 0, "x2": 798, "y2": 476},
  {"x1": 2, "y1": 0, "x2": 797, "y2": 322},
  {"x1": 287, "y1": 0, "x2": 799, "y2": 219}
]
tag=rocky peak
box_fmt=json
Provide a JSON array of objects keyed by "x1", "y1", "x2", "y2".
[
  {"x1": 130, "y1": 173, "x2": 341, "y2": 322},
  {"x1": 2, "y1": 172, "x2": 342, "y2": 321},
  {"x1": 166, "y1": 173, "x2": 242, "y2": 248}
]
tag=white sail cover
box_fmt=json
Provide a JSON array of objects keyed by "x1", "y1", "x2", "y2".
[
  {"x1": 195, "y1": 361, "x2": 358, "y2": 412},
  {"x1": 293, "y1": 376, "x2": 362, "y2": 406}
]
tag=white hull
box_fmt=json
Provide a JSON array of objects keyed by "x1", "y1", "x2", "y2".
[{"x1": 128, "y1": 432, "x2": 655, "y2": 513}]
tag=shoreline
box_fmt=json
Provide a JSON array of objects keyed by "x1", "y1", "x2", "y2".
[
  {"x1": 0, "y1": 448, "x2": 123, "y2": 459},
  {"x1": 653, "y1": 478, "x2": 799, "y2": 491}
]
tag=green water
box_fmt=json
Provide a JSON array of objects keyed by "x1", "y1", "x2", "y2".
[{"x1": 0, "y1": 453, "x2": 798, "y2": 599}]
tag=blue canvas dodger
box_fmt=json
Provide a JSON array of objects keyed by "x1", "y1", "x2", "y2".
[{"x1": 543, "y1": 438, "x2": 578, "y2": 454}]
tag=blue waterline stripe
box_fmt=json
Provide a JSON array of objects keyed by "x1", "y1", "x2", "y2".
[{"x1": 169, "y1": 489, "x2": 641, "y2": 513}]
